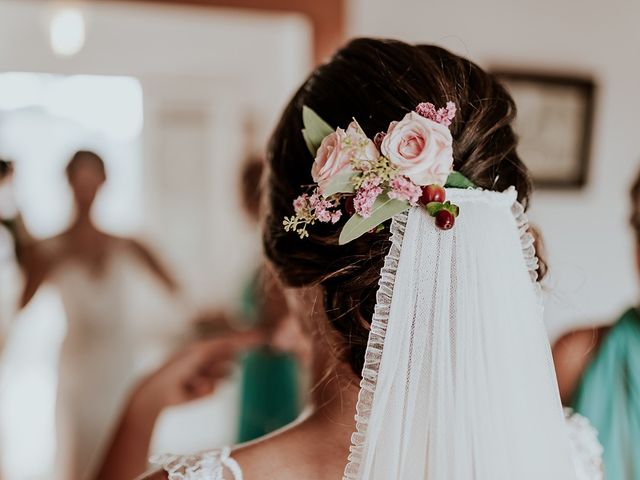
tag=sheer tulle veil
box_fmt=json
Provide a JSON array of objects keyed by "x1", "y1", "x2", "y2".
[{"x1": 342, "y1": 187, "x2": 579, "y2": 480}]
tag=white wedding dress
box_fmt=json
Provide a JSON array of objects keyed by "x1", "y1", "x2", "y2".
[
  {"x1": 0, "y1": 225, "x2": 19, "y2": 351},
  {"x1": 0, "y1": 225, "x2": 20, "y2": 477},
  {"x1": 151, "y1": 447, "x2": 243, "y2": 480},
  {"x1": 44, "y1": 239, "x2": 186, "y2": 479}
]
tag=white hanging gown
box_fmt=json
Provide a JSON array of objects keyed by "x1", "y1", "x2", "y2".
[
  {"x1": 0, "y1": 226, "x2": 19, "y2": 477},
  {"x1": 0, "y1": 225, "x2": 19, "y2": 351},
  {"x1": 46, "y1": 241, "x2": 186, "y2": 479}
]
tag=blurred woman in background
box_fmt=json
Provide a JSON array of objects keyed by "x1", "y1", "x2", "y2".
[
  {"x1": 554, "y1": 168, "x2": 640, "y2": 480},
  {"x1": 19, "y1": 151, "x2": 180, "y2": 480}
]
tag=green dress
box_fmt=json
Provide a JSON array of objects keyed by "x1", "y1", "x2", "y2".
[
  {"x1": 572, "y1": 308, "x2": 640, "y2": 480},
  {"x1": 236, "y1": 269, "x2": 300, "y2": 443},
  {"x1": 238, "y1": 347, "x2": 300, "y2": 442}
]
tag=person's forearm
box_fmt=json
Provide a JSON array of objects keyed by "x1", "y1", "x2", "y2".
[{"x1": 94, "y1": 391, "x2": 162, "y2": 480}]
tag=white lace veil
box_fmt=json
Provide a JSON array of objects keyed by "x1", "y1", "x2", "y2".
[{"x1": 343, "y1": 187, "x2": 577, "y2": 480}]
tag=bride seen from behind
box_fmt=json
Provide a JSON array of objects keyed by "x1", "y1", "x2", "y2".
[{"x1": 143, "y1": 38, "x2": 601, "y2": 480}]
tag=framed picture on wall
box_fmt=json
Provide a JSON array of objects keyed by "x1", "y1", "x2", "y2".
[{"x1": 493, "y1": 70, "x2": 596, "y2": 189}]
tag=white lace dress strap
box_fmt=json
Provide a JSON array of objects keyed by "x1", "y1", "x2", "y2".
[
  {"x1": 150, "y1": 447, "x2": 243, "y2": 480},
  {"x1": 564, "y1": 409, "x2": 604, "y2": 480}
]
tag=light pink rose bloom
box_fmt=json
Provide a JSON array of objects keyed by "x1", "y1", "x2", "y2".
[
  {"x1": 345, "y1": 121, "x2": 379, "y2": 165},
  {"x1": 381, "y1": 111, "x2": 454, "y2": 186},
  {"x1": 311, "y1": 121, "x2": 377, "y2": 194}
]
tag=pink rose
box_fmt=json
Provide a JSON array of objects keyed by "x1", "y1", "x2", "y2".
[
  {"x1": 345, "y1": 121, "x2": 379, "y2": 165},
  {"x1": 311, "y1": 122, "x2": 378, "y2": 194},
  {"x1": 380, "y1": 111, "x2": 454, "y2": 186}
]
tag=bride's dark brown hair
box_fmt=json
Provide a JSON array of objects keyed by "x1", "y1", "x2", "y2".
[{"x1": 263, "y1": 38, "x2": 531, "y2": 376}]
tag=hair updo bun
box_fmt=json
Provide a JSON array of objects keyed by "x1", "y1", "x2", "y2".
[{"x1": 263, "y1": 38, "x2": 531, "y2": 377}]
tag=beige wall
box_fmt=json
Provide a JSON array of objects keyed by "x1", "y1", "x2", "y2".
[{"x1": 349, "y1": 0, "x2": 640, "y2": 337}]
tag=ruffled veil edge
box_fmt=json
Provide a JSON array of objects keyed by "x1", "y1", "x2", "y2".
[{"x1": 343, "y1": 187, "x2": 602, "y2": 480}]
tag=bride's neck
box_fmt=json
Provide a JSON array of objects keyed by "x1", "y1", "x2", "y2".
[
  {"x1": 233, "y1": 294, "x2": 359, "y2": 478},
  {"x1": 303, "y1": 330, "x2": 360, "y2": 443}
]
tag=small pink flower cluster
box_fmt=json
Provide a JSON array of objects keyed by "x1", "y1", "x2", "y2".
[
  {"x1": 388, "y1": 176, "x2": 422, "y2": 205},
  {"x1": 415, "y1": 101, "x2": 457, "y2": 127},
  {"x1": 293, "y1": 189, "x2": 342, "y2": 224},
  {"x1": 353, "y1": 178, "x2": 383, "y2": 217}
]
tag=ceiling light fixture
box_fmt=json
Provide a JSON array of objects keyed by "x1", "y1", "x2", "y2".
[{"x1": 49, "y1": 7, "x2": 86, "y2": 57}]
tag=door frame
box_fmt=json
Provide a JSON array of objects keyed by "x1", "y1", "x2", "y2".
[{"x1": 103, "y1": 0, "x2": 346, "y2": 63}]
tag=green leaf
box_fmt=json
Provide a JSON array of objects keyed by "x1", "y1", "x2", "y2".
[
  {"x1": 323, "y1": 169, "x2": 356, "y2": 196},
  {"x1": 445, "y1": 171, "x2": 475, "y2": 189},
  {"x1": 426, "y1": 201, "x2": 444, "y2": 216},
  {"x1": 443, "y1": 201, "x2": 460, "y2": 217},
  {"x1": 302, "y1": 130, "x2": 316, "y2": 156},
  {"x1": 426, "y1": 201, "x2": 460, "y2": 217},
  {"x1": 302, "y1": 106, "x2": 334, "y2": 157},
  {"x1": 339, "y1": 195, "x2": 409, "y2": 245}
]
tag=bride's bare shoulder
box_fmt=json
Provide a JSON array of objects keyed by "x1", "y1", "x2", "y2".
[
  {"x1": 231, "y1": 421, "x2": 348, "y2": 479},
  {"x1": 552, "y1": 326, "x2": 608, "y2": 404}
]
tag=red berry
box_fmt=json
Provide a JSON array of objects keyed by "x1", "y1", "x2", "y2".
[
  {"x1": 420, "y1": 184, "x2": 446, "y2": 205},
  {"x1": 435, "y1": 210, "x2": 455, "y2": 230},
  {"x1": 344, "y1": 196, "x2": 355, "y2": 215}
]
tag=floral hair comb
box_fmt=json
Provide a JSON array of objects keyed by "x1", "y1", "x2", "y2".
[{"x1": 283, "y1": 102, "x2": 475, "y2": 244}]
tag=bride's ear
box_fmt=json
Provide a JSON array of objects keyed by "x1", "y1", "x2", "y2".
[{"x1": 283, "y1": 284, "x2": 353, "y2": 375}]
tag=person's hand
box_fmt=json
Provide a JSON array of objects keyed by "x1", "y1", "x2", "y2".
[
  {"x1": 96, "y1": 330, "x2": 262, "y2": 480},
  {"x1": 129, "y1": 330, "x2": 263, "y2": 417},
  {"x1": 192, "y1": 310, "x2": 235, "y2": 337}
]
